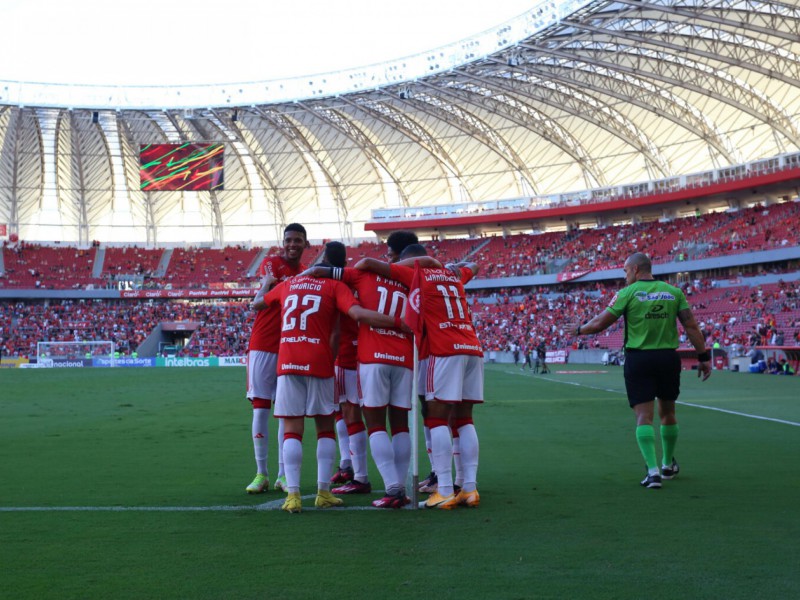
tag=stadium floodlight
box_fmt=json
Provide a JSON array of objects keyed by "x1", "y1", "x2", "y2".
[{"x1": 36, "y1": 341, "x2": 116, "y2": 367}]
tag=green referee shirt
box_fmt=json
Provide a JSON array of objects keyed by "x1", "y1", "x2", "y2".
[{"x1": 606, "y1": 280, "x2": 689, "y2": 350}]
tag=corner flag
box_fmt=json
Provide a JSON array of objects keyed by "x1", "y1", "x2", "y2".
[{"x1": 404, "y1": 261, "x2": 424, "y2": 507}]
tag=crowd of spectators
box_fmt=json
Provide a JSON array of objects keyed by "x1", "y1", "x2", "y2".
[
  {"x1": 0, "y1": 299, "x2": 252, "y2": 359},
  {"x1": 177, "y1": 301, "x2": 250, "y2": 357},
  {"x1": 162, "y1": 246, "x2": 261, "y2": 289},
  {"x1": 3, "y1": 278, "x2": 797, "y2": 361},
  {"x1": 2, "y1": 202, "x2": 798, "y2": 290},
  {"x1": 0, "y1": 242, "x2": 101, "y2": 289},
  {"x1": 470, "y1": 202, "x2": 800, "y2": 278},
  {"x1": 1, "y1": 200, "x2": 799, "y2": 361}
]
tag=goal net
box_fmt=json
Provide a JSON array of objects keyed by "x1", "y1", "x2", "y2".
[{"x1": 36, "y1": 341, "x2": 116, "y2": 367}]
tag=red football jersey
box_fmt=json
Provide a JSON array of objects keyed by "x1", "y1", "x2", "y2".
[
  {"x1": 248, "y1": 256, "x2": 305, "y2": 352},
  {"x1": 341, "y1": 268, "x2": 412, "y2": 369},
  {"x1": 389, "y1": 264, "x2": 482, "y2": 358},
  {"x1": 335, "y1": 313, "x2": 359, "y2": 370},
  {"x1": 264, "y1": 275, "x2": 359, "y2": 378}
]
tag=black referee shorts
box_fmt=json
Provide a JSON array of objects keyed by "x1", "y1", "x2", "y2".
[{"x1": 622, "y1": 349, "x2": 681, "y2": 407}]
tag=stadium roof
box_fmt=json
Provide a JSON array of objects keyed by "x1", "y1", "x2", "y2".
[{"x1": 1, "y1": 0, "x2": 799, "y2": 246}]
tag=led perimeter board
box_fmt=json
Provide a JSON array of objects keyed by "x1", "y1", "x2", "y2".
[{"x1": 140, "y1": 143, "x2": 224, "y2": 191}]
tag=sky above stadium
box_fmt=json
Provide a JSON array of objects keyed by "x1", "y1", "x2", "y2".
[{"x1": 0, "y1": 0, "x2": 535, "y2": 86}]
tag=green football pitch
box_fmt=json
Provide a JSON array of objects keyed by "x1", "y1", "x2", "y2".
[{"x1": 1, "y1": 365, "x2": 798, "y2": 599}]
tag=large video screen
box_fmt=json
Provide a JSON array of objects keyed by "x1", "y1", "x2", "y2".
[{"x1": 140, "y1": 143, "x2": 224, "y2": 191}]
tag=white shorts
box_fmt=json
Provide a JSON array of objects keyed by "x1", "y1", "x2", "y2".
[
  {"x1": 358, "y1": 363, "x2": 413, "y2": 410},
  {"x1": 275, "y1": 375, "x2": 336, "y2": 418},
  {"x1": 417, "y1": 357, "x2": 428, "y2": 398},
  {"x1": 246, "y1": 350, "x2": 278, "y2": 400},
  {"x1": 335, "y1": 366, "x2": 358, "y2": 405},
  {"x1": 425, "y1": 355, "x2": 484, "y2": 404}
]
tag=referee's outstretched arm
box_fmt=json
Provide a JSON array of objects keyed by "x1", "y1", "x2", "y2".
[{"x1": 571, "y1": 309, "x2": 619, "y2": 338}]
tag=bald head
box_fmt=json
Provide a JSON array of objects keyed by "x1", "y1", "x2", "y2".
[
  {"x1": 627, "y1": 253, "x2": 652, "y2": 273},
  {"x1": 623, "y1": 252, "x2": 653, "y2": 285}
]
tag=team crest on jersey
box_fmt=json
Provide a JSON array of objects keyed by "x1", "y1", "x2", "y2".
[{"x1": 408, "y1": 288, "x2": 421, "y2": 313}]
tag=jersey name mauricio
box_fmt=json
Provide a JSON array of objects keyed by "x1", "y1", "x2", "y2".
[{"x1": 264, "y1": 275, "x2": 358, "y2": 378}]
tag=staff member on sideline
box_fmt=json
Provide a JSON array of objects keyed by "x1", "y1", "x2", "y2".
[{"x1": 570, "y1": 252, "x2": 711, "y2": 489}]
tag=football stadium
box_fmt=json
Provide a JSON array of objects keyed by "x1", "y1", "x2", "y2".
[{"x1": 1, "y1": 1, "x2": 799, "y2": 598}]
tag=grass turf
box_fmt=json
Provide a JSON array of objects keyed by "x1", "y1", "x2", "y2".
[{"x1": 1, "y1": 365, "x2": 798, "y2": 599}]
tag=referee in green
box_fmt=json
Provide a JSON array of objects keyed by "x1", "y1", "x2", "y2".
[{"x1": 571, "y1": 253, "x2": 711, "y2": 489}]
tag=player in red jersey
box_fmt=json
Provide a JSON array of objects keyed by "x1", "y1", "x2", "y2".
[
  {"x1": 244, "y1": 223, "x2": 309, "y2": 495},
  {"x1": 302, "y1": 231, "x2": 420, "y2": 508},
  {"x1": 257, "y1": 244, "x2": 404, "y2": 513},
  {"x1": 356, "y1": 244, "x2": 483, "y2": 509}
]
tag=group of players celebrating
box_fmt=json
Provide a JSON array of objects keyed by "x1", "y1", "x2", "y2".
[{"x1": 243, "y1": 224, "x2": 483, "y2": 512}]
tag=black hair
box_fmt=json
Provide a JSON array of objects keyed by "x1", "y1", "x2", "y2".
[
  {"x1": 399, "y1": 243, "x2": 427, "y2": 259},
  {"x1": 386, "y1": 230, "x2": 419, "y2": 255},
  {"x1": 284, "y1": 223, "x2": 307, "y2": 239},
  {"x1": 323, "y1": 241, "x2": 347, "y2": 268}
]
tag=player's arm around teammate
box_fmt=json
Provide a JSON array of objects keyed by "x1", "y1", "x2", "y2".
[
  {"x1": 357, "y1": 247, "x2": 484, "y2": 509},
  {"x1": 251, "y1": 273, "x2": 277, "y2": 311}
]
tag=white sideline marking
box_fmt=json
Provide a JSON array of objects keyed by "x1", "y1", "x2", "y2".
[
  {"x1": 501, "y1": 369, "x2": 800, "y2": 427},
  {"x1": 677, "y1": 401, "x2": 800, "y2": 427},
  {"x1": 0, "y1": 493, "x2": 418, "y2": 513}
]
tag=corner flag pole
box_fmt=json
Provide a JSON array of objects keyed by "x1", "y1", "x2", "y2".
[
  {"x1": 410, "y1": 337, "x2": 420, "y2": 508},
  {"x1": 404, "y1": 261, "x2": 423, "y2": 509}
]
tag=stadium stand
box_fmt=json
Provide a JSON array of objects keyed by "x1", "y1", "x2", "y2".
[
  {"x1": 162, "y1": 246, "x2": 261, "y2": 288},
  {"x1": 1, "y1": 243, "x2": 101, "y2": 289},
  {"x1": 102, "y1": 246, "x2": 164, "y2": 279},
  {"x1": 1, "y1": 197, "x2": 799, "y2": 364},
  {"x1": 2, "y1": 277, "x2": 798, "y2": 361}
]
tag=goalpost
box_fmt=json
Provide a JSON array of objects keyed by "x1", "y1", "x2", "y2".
[{"x1": 36, "y1": 341, "x2": 116, "y2": 367}]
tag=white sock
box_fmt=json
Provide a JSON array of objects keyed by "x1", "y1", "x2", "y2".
[
  {"x1": 430, "y1": 425, "x2": 453, "y2": 496},
  {"x1": 452, "y1": 435, "x2": 463, "y2": 487},
  {"x1": 277, "y1": 418, "x2": 286, "y2": 477},
  {"x1": 316, "y1": 437, "x2": 336, "y2": 491},
  {"x1": 335, "y1": 418, "x2": 351, "y2": 469},
  {"x1": 283, "y1": 437, "x2": 302, "y2": 493},
  {"x1": 423, "y1": 426, "x2": 433, "y2": 471},
  {"x1": 392, "y1": 431, "x2": 411, "y2": 491},
  {"x1": 456, "y1": 423, "x2": 479, "y2": 493},
  {"x1": 252, "y1": 408, "x2": 269, "y2": 475},
  {"x1": 369, "y1": 430, "x2": 400, "y2": 492},
  {"x1": 350, "y1": 429, "x2": 369, "y2": 482}
]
